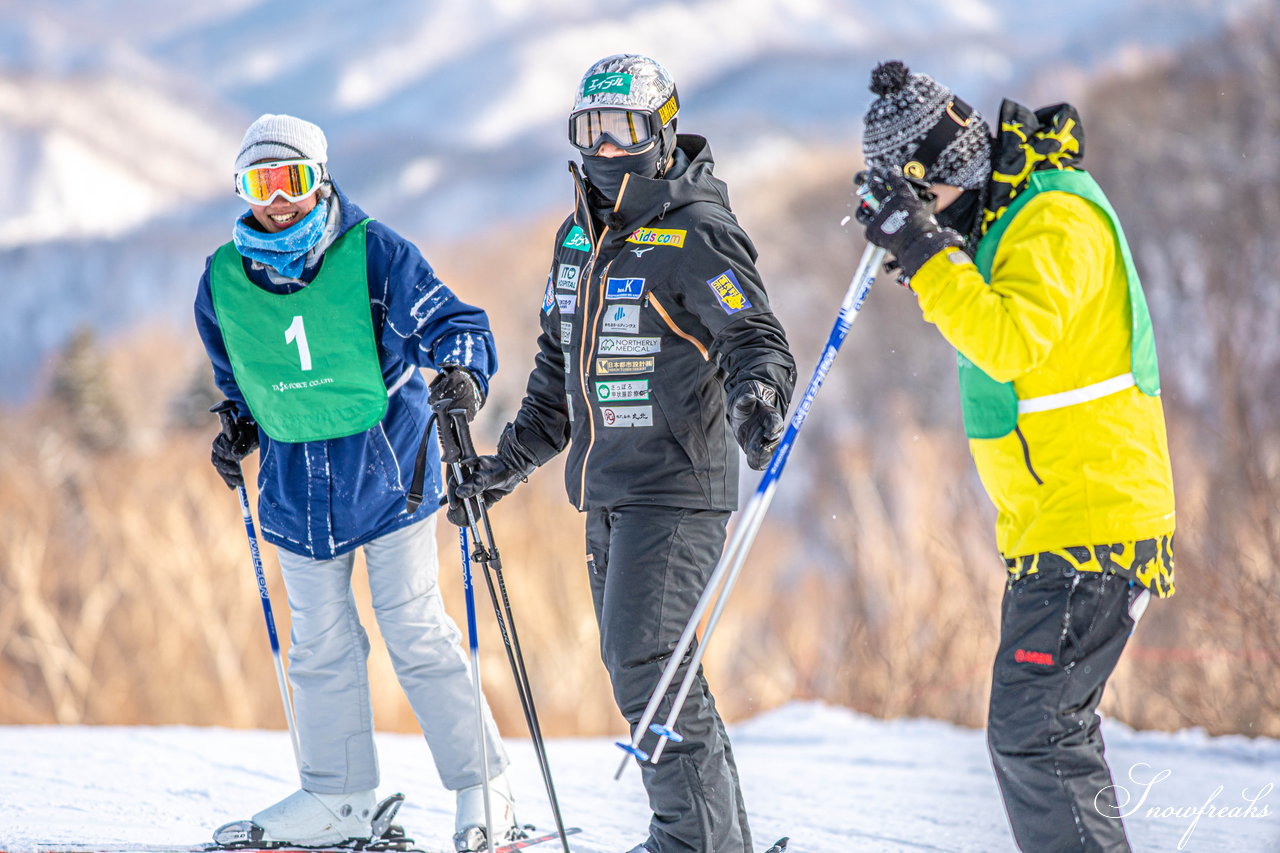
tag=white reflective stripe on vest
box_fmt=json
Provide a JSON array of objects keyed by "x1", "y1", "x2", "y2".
[{"x1": 1017, "y1": 372, "x2": 1135, "y2": 415}]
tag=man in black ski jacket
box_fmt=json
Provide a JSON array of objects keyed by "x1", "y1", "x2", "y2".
[{"x1": 454, "y1": 54, "x2": 796, "y2": 853}]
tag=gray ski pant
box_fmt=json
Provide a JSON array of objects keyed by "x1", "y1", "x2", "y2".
[
  {"x1": 586, "y1": 505, "x2": 752, "y2": 853},
  {"x1": 276, "y1": 514, "x2": 509, "y2": 794},
  {"x1": 988, "y1": 567, "x2": 1139, "y2": 852}
]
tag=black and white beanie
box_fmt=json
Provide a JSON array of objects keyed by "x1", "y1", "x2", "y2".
[{"x1": 862, "y1": 61, "x2": 992, "y2": 190}]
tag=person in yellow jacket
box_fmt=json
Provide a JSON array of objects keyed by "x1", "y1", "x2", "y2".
[{"x1": 855, "y1": 61, "x2": 1175, "y2": 853}]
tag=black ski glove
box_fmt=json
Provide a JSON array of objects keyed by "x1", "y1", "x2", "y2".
[
  {"x1": 209, "y1": 400, "x2": 259, "y2": 490},
  {"x1": 446, "y1": 451, "x2": 529, "y2": 527},
  {"x1": 728, "y1": 380, "x2": 786, "y2": 471},
  {"x1": 855, "y1": 168, "x2": 966, "y2": 279},
  {"x1": 428, "y1": 366, "x2": 485, "y2": 423}
]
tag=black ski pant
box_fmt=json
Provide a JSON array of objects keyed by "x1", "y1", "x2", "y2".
[
  {"x1": 586, "y1": 505, "x2": 752, "y2": 853},
  {"x1": 988, "y1": 566, "x2": 1140, "y2": 853}
]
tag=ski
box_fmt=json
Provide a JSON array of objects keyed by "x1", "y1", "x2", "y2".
[
  {"x1": 764, "y1": 837, "x2": 789, "y2": 853},
  {"x1": 486, "y1": 827, "x2": 581, "y2": 852},
  {"x1": 22, "y1": 826, "x2": 581, "y2": 853}
]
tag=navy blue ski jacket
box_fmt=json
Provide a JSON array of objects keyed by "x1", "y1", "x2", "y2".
[{"x1": 194, "y1": 186, "x2": 496, "y2": 559}]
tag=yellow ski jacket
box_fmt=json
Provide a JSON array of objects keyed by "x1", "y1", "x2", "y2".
[{"x1": 909, "y1": 187, "x2": 1176, "y2": 559}]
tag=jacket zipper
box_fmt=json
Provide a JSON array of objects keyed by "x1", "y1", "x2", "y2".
[
  {"x1": 646, "y1": 292, "x2": 710, "y2": 361},
  {"x1": 1014, "y1": 425, "x2": 1044, "y2": 485},
  {"x1": 572, "y1": 171, "x2": 630, "y2": 509}
]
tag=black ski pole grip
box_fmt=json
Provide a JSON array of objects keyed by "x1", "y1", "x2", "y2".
[{"x1": 449, "y1": 409, "x2": 479, "y2": 461}]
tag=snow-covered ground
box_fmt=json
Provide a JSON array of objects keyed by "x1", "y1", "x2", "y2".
[{"x1": 2, "y1": 703, "x2": 1278, "y2": 853}]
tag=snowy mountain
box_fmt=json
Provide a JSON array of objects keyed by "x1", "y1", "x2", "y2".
[
  {"x1": 0, "y1": 0, "x2": 1266, "y2": 400},
  {"x1": 2, "y1": 703, "x2": 1278, "y2": 852}
]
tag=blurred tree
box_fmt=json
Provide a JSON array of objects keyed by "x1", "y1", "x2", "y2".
[{"x1": 47, "y1": 327, "x2": 126, "y2": 453}]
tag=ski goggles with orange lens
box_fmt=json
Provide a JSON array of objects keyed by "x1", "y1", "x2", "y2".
[
  {"x1": 234, "y1": 159, "x2": 324, "y2": 205},
  {"x1": 569, "y1": 109, "x2": 662, "y2": 154}
]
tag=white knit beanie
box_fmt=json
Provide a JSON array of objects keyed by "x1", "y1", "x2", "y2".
[{"x1": 234, "y1": 114, "x2": 328, "y2": 171}]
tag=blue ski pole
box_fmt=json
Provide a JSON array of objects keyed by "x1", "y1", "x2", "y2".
[
  {"x1": 456, "y1": 522, "x2": 496, "y2": 853},
  {"x1": 615, "y1": 236, "x2": 887, "y2": 774},
  {"x1": 235, "y1": 482, "x2": 302, "y2": 772},
  {"x1": 212, "y1": 401, "x2": 302, "y2": 772}
]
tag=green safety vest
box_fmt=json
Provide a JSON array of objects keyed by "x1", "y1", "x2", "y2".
[
  {"x1": 209, "y1": 219, "x2": 388, "y2": 443},
  {"x1": 958, "y1": 170, "x2": 1160, "y2": 440}
]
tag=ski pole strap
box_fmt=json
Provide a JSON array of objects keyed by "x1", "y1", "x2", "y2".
[{"x1": 405, "y1": 411, "x2": 437, "y2": 513}]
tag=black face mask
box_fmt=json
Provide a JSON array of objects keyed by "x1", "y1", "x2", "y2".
[
  {"x1": 936, "y1": 187, "x2": 984, "y2": 247},
  {"x1": 582, "y1": 144, "x2": 664, "y2": 203}
]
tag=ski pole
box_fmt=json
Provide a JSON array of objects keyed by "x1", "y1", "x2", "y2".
[
  {"x1": 456, "y1": 522, "x2": 496, "y2": 853},
  {"x1": 212, "y1": 402, "x2": 303, "y2": 773},
  {"x1": 444, "y1": 408, "x2": 572, "y2": 853},
  {"x1": 615, "y1": 238, "x2": 887, "y2": 776}
]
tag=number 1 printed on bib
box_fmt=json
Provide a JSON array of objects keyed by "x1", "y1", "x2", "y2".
[{"x1": 285, "y1": 315, "x2": 313, "y2": 371}]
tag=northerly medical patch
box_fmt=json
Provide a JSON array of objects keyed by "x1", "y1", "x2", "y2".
[
  {"x1": 598, "y1": 336, "x2": 660, "y2": 356},
  {"x1": 705, "y1": 268, "x2": 752, "y2": 314}
]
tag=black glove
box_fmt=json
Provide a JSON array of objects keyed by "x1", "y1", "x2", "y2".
[
  {"x1": 446, "y1": 452, "x2": 528, "y2": 527},
  {"x1": 428, "y1": 366, "x2": 485, "y2": 423},
  {"x1": 209, "y1": 400, "x2": 259, "y2": 490},
  {"x1": 855, "y1": 169, "x2": 965, "y2": 278},
  {"x1": 728, "y1": 381, "x2": 786, "y2": 471}
]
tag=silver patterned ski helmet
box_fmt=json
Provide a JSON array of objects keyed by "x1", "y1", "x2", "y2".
[{"x1": 569, "y1": 54, "x2": 679, "y2": 163}]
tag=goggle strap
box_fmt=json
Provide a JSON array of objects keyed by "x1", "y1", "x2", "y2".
[{"x1": 903, "y1": 96, "x2": 975, "y2": 181}]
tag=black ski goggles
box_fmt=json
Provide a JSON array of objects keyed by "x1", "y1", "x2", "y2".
[{"x1": 569, "y1": 108, "x2": 664, "y2": 154}]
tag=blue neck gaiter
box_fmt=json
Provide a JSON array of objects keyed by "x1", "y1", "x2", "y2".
[{"x1": 233, "y1": 198, "x2": 329, "y2": 279}]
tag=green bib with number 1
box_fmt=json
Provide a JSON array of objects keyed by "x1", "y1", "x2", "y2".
[{"x1": 209, "y1": 219, "x2": 388, "y2": 443}]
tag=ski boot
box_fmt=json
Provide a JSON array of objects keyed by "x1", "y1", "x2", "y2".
[
  {"x1": 452, "y1": 772, "x2": 525, "y2": 852},
  {"x1": 213, "y1": 790, "x2": 410, "y2": 849}
]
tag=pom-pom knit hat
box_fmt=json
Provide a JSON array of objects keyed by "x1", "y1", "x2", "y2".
[{"x1": 862, "y1": 61, "x2": 991, "y2": 190}]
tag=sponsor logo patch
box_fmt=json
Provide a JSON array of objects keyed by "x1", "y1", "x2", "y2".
[
  {"x1": 1014, "y1": 649, "x2": 1055, "y2": 666},
  {"x1": 560, "y1": 321, "x2": 573, "y2": 346},
  {"x1": 556, "y1": 293, "x2": 577, "y2": 314},
  {"x1": 605, "y1": 277, "x2": 645, "y2": 300},
  {"x1": 705, "y1": 268, "x2": 752, "y2": 314},
  {"x1": 601, "y1": 304, "x2": 640, "y2": 334},
  {"x1": 582, "y1": 72, "x2": 632, "y2": 96},
  {"x1": 657, "y1": 93, "x2": 679, "y2": 125},
  {"x1": 596, "y1": 379, "x2": 649, "y2": 402},
  {"x1": 556, "y1": 263, "x2": 581, "y2": 291},
  {"x1": 626, "y1": 227, "x2": 686, "y2": 248},
  {"x1": 598, "y1": 336, "x2": 661, "y2": 356},
  {"x1": 596, "y1": 357, "x2": 655, "y2": 376},
  {"x1": 541, "y1": 277, "x2": 555, "y2": 314},
  {"x1": 561, "y1": 226, "x2": 591, "y2": 253},
  {"x1": 601, "y1": 405, "x2": 653, "y2": 428}
]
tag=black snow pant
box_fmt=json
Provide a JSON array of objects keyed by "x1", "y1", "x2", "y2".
[
  {"x1": 988, "y1": 566, "x2": 1142, "y2": 853},
  {"x1": 586, "y1": 505, "x2": 752, "y2": 853}
]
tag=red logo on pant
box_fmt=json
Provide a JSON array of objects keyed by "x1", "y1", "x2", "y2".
[{"x1": 1014, "y1": 649, "x2": 1055, "y2": 666}]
